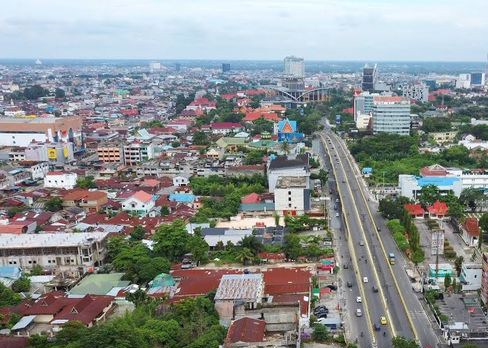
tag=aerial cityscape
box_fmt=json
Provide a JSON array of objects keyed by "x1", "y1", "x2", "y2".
[{"x1": 1, "y1": 1, "x2": 488, "y2": 348}]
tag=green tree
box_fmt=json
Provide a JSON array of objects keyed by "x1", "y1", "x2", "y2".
[
  {"x1": 454, "y1": 256, "x2": 464, "y2": 276},
  {"x1": 28, "y1": 334, "x2": 50, "y2": 348},
  {"x1": 283, "y1": 234, "x2": 301, "y2": 260},
  {"x1": 480, "y1": 213, "x2": 488, "y2": 249},
  {"x1": 125, "y1": 289, "x2": 151, "y2": 307},
  {"x1": 153, "y1": 220, "x2": 190, "y2": 261},
  {"x1": 238, "y1": 235, "x2": 263, "y2": 256},
  {"x1": 311, "y1": 323, "x2": 329, "y2": 342},
  {"x1": 161, "y1": 206, "x2": 170, "y2": 216},
  {"x1": 188, "y1": 235, "x2": 209, "y2": 264},
  {"x1": 193, "y1": 131, "x2": 210, "y2": 146},
  {"x1": 12, "y1": 275, "x2": 31, "y2": 293},
  {"x1": 55, "y1": 88, "x2": 66, "y2": 99},
  {"x1": 418, "y1": 185, "x2": 441, "y2": 208},
  {"x1": 392, "y1": 336, "x2": 420, "y2": 348},
  {"x1": 76, "y1": 176, "x2": 96, "y2": 189},
  {"x1": 235, "y1": 247, "x2": 254, "y2": 265},
  {"x1": 130, "y1": 225, "x2": 146, "y2": 241},
  {"x1": 280, "y1": 141, "x2": 290, "y2": 155},
  {"x1": 29, "y1": 264, "x2": 43, "y2": 276},
  {"x1": 444, "y1": 274, "x2": 451, "y2": 290},
  {"x1": 460, "y1": 188, "x2": 486, "y2": 212},
  {"x1": 411, "y1": 248, "x2": 425, "y2": 266},
  {"x1": 0, "y1": 283, "x2": 21, "y2": 306},
  {"x1": 55, "y1": 320, "x2": 89, "y2": 346},
  {"x1": 44, "y1": 197, "x2": 63, "y2": 212}
]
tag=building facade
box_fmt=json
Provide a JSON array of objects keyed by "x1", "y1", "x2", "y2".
[
  {"x1": 0, "y1": 117, "x2": 82, "y2": 147},
  {"x1": 0, "y1": 232, "x2": 109, "y2": 274},
  {"x1": 362, "y1": 64, "x2": 377, "y2": 92},
  {"x1": 44, "y1": 172, "x2": 78, "y2": 190},
  {"x1": 97, "y1": 143, "x2": 124, "y2": 163},
  {"x1": 274, "y1": 176, "x2": 310, "y2": 216},
  {"x1": 372, "y1": 96, "x2": 411, "y2": 135},
  {"x1": 123, "y1": 142, "x2": 154, "y2": 166},
  {"x1": 284, "y1": 56, "x2": 305, "y2": 78},
  {"x1": 402, "y1": 83, "x2": 429, "y2": 103}
]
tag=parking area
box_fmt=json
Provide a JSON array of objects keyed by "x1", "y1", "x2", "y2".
[{"x1": 437, "y1": 294, "x2": 488, "y2": 335}]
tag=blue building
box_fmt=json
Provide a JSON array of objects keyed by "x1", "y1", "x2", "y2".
[{"x1": 276, "y1": 118, "x2": 304, "y2": 143}]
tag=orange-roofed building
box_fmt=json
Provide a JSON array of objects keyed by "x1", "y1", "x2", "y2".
[
  {"x1": 242, "y1": 112, "x2": 281, "y2": 123},
  {"x1": 121, "y1": 190, "x2": 155, "y2": 216},
  {"x1": 427, "y1": 201, "x2": 449, "y2": 219},
  {"x1": 404, "y1": 204, "x2": 425, "y2": 218},
  {"x1": 461, "y1": 218, "x2": 480, "y2": 247},
  {"x1": 62, "y1": 189, "x2": 108, "y2": 213},
  {"x1": 240, "y1": 193, "x2": 261, "y2": 204}
]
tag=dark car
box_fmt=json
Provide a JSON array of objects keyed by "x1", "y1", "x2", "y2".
[
  {"x1": 326, "y1": 284, "x2": 337, "y2": 291},
  {"x1": 372, "y1": 286, "x2": 378, "y2": 293},
  {"x1": 374, "y1": 323, "x2": 381, "y2": 331},
  {"x1": 347, "y1": 281, "x2": 353, "y2": 288},
  {"x1": 343, "y1": 263, "x2": 349, "y2": 269},
  {"x1": 314, "y1": 306, "x2": 328, "y2": 315},
  {"x1": 315, "y1": 311, "x2": 328, "y2": 319}
]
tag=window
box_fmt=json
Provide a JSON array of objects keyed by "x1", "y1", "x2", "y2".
[
  {"x1": 288, "y1": 191, "x2": 291, "y2": 195},
  {"x1": 288, "y1": 197, "x2": 291, "y2": 201},
  {"x1": 288, "y1": 203, "x2": 292, "y2": 208}
]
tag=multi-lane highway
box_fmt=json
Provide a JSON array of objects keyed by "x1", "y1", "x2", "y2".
[{"x1": 318, "y1": 127, "x2": 439, "y2": 348}]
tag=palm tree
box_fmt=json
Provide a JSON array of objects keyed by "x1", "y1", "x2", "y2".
[
  {"x1": 280, "y1": 141, "x2": 290, "y2": 155},
  {"x1": 235, "y1": 247, "x2": 254, "y2": 265}
]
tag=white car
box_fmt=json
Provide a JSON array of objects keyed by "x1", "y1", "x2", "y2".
[
  {"x1": 356, "y1": 308, "x2": 362, "y2": 317},
  {"x1": 356, "y1": 296, "x2": 362, "y2": 303},
  {"x1": 363, "y1": 277, "x2": 368, "y2": 283},
  {"x1": 335, "y1": 212, "x2": 340, "y2": 217}
]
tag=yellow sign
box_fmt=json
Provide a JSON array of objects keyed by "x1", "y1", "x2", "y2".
[
  {"x1": 63, "y1": 147, "x2": 68, "y2": 158},
  {"x1": 47, "y1": 148, "x2": 57, "y2": 159}
]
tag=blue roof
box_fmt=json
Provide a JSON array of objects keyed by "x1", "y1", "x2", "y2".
[
  {"x1": 277, "y1": 119, "x2": 297, "y2": 133},
  {"x1": 416, "y1": 176, "x2": 460, "y2": 187},
  {"x1": 362, "y1": 167, "x2": 373, "y2": 174},
  {"x1": 0, "y1": 266, "x2": 21, "y2": 280},
  {"x1": 169, "y1": 193, "x2": 196, "y2": 203}
]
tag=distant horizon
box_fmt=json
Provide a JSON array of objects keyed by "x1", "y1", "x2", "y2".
[{"x1": 0, "y1": 58, "x2": 487, "y2": 63}]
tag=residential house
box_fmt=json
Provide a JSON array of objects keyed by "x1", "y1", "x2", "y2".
[
  {"x1": 404, "y1": 204, "x2": 425, "y2": 218},
  {"x1": 205, "y1": 122, "x2": 244, "y2": 135},
  {"x1": 173, "y1": 175, "x2": 189, "y2": 187},
  {"x1": 428, "y1": 201, "x2": 449, "y2": 219},
  {"x1": 121, "y1": 191, "x2": 155, "y2": 216},
  {"x1": 0, "y1": 220, "x2": 37, "y2": 235},
  {"x1": 224, "y1": 317, "x2": 266, "y2": 347},
  {"x1": 62, "y1": 190, "x2": 108, "y2": 213}
]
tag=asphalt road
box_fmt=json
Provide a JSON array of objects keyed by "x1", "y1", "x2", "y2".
[{"x1": 320, "y1": 128, "x2": 439, "y2": 348}]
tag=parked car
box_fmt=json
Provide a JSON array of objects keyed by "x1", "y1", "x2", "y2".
[
  {"x1": 326, "y1": 284, "x2": 337, "y2": 291},
  {"x1": 314, "y1": 306, "x2": 328, "y2": 315}
]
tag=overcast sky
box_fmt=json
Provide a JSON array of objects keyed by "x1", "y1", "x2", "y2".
[{"x1": 1, "y1": 0, "x2": 487, "y2": 61}]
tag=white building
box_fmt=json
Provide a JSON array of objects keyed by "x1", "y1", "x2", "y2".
[
  {"x1": 24, "y1": 161, "x2": 49, "y2": 180},
  {"x1": 274, "y1": 176, "x2": 311, "y2": 215},
  {"x1": 123, "y1": 142, "x2": 154, "y2": 166},
  {"x1": 372, "y1": 96, "x2": 411, "y2": 135},
  {"x1": 459, "y1": 263, "x2": 482, "y2": 291},
  {"x1": 0, "y1": 117, "x2": 82, "y2": 147},
  {"x1": 44, "y1": 171, "x2": 78, "y2": 190},
  {"x1": 267, "y1": 155, "x2": 310, "y2": 193},
  {"x1": 398, "y1": 174, "x2": 463, "y2": 200},
  {"x1": 456, "y1": 74, "x2": 471, "y2": 89},
  {"x1": 121, "y1": 191, "x2": 155, "y2": 216},
  {"x1": 355, "y1": 113, "x2": 372, "y2": 130},
  {"x1": 402, "y1": 83, "x2": 429, "y2": 103},
  {"x1": 284, "y1": 56, "x2": 305, "y2": 78},
  {"x1": 0, "y1": 232, "x2": 109, "y2": 274},
  {"x1": 173, "y1": 175, "x2": 189, "y2": 187},
  {"x1": 431, "y1": 230, "x2": 445, "y2": 256}
]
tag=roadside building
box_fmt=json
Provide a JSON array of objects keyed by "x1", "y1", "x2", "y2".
[
  {"x1": 274, "y1": 176, "x2": 310, "y2": 216},
  {"x1": 372, "y1": 96, "x2": 411, "y2": 135},
  {"x1": 121, "y1": 191, "x2": 155, "y2": 216}
]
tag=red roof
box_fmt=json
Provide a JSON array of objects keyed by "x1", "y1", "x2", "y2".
[
  {"x1": 0, "y1": 337, "x2": 28, "y2": 348},
  {"x1": 404, "y1": 204, "x2": 425, "y2": 216},
  {"x1": 428, "y1": 201, "x2": 449, "y2": 216},
  {"x1": 258, "y1": 252, "x2": 286, "y2": 260},
  {"x1": 130, "y1": 190, "x2": 153, "y2": 203},
  {"x1": 420, "y1": 164, "x2": 448, "y2": 177},
  {"x1": 262, "y1": 267, "x2": 311, "y2": 295},
  {"x1": 241, "y1": 193, "x2": 261, "y2": 204},
  {"x1": 52, "y1": 294, "x2": 114, "y2": 326},
  {"x1": 225, "y1": 317, "x2": 265, "y2": 345},
  {"x1": 242, "y1": 112, "x2": 280, "y2": 123},
  {"x1": 464, "y1": 218, "x2": 480, "y2": 237}
]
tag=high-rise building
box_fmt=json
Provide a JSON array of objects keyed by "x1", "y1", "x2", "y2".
[
  {"x1": 222, "y1": 63, "x2": 231, "y2": 73},
  {"x1": 456, "y1": 74, "x2": 471, "y2": 89},
  {"x1": 402, "y1": 83, "x2": 429, "y2": 103},
  {"x1": 372, "y1": 96, "x2": 411, "y2": 135},
  {"x1": 284, "y1": 56, "x2": 305, "y2": 78},
  {"x1": 470, "y1": 72, "x2": 486, "y2": 87},
  {"x1": 362, "y1": 64, "x2": 377, "y2": 92}
]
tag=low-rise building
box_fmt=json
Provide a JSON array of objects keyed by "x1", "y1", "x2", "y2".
[
  {"x1": 0, "y1": 232, "x2": 109, "y2": 274},
  {"x1": 461, "y1": 218, "x2": 480, "y2": 247},
  {"x1": 62, "y1": 190, "x2": 108, "y2": 213},
  {"x1": 123, "y1": 141, "x2": 154, "y2": 166},
  {"x1": 274, "y1": 176, "x2": 310, "y2": 215},
  {"x1": 43, "y1": 171, "x2": 78, "y2": 190},
  {"x1": 459, "y1": 263, "x2": 482, "y2": 291},
  {"x1": 121, "y1": 191, "x2": 155, "y2": 216}
]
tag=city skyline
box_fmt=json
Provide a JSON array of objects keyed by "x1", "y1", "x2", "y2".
[{"x1": 1, "y1": 0, "x2": 487, "y2": 61}]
